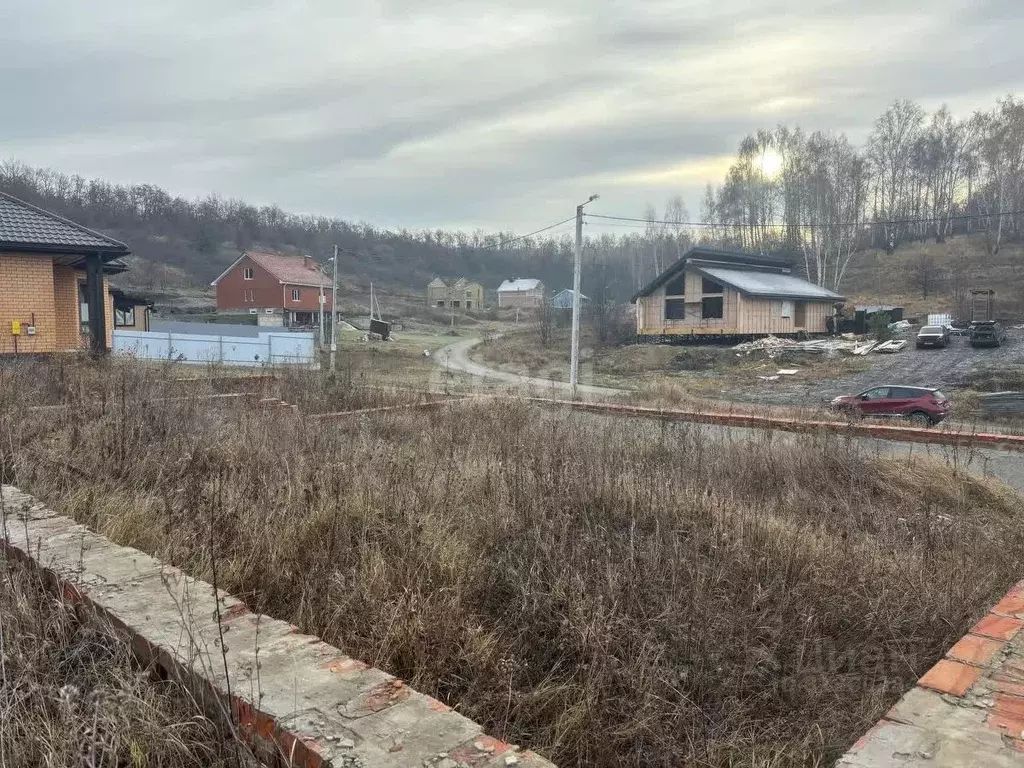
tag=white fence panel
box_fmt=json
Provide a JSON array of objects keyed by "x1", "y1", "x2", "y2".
[{"x1": 113, "y1": 330, "x2": 317, "y2": 368}]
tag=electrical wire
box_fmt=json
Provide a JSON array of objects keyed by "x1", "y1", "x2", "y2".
[
  {"x1": 585, "y1": 209, "x2": 1024, "y2": 229},
  {"x1": 476, "y1": 216, "x2": 577, "y2": 249}
]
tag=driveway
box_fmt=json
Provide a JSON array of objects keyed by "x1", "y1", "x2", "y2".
[
  {"x1": 434, "y1": 337, "x2": 623, "y2": 397},
  {"x1": 730, "y1": 329, "x2": 1024, "y2": 407}
]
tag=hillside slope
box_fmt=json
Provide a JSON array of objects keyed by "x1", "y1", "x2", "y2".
[{"x1": 843, "y1": 234, "x2": 1024, "y2": 320}]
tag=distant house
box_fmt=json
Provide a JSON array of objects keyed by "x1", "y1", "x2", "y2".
[
  {"x1": 0, "y1": 191, "x2": 129, "y2": 354},
  {"x1": 427, "y1": 277, "x2": 484, "y2": 310},
  {"x1": 497, "y1": 278, "x2": 544, "y2": 309},
  {"x1": 211, "y1": 250, "x2": 337, "y2": 327},
  {"x1": 551, "y1": 288, "x2": 589, "y2": 310},
  {"x1": 631, "y1": 247, "x2": 843, "y2": 340},
  {"x1": 111, "y1": 289, "x2": 154, "y2": 332}
]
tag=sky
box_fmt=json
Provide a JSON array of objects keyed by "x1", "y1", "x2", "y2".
[{"x1": 3, "y1": 0, "x2": 1023, "y2": 237}]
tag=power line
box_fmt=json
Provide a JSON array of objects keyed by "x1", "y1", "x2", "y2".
[
  {"x1": 476, "y1": 216, "x2": 577, "y2": 249},
  {"x1": 585, "y1": 209, "x2": 1024, "y2": 230}
]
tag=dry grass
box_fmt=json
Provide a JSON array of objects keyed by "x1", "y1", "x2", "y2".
[
  {"x1": 843, "y1": 233, "x2": 1024, "y2": 320},
  {"x1": 0, "y1": 546, "x2": 257, "y2": 767},
  {"x1": 2, "y1": 358, "x2": 1024, "y2": 767},
  {"x1": 476, "y1": 329, "x2": 872, "y2": 403}
]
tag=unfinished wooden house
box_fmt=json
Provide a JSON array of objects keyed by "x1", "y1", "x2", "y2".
[{"x1": 632, "y1": 247, "x2": 844, "y2": 341}]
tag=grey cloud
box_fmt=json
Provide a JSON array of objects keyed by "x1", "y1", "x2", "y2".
[{"x1": 3, "y1": 0, "x2": 1023, "y2": 231}]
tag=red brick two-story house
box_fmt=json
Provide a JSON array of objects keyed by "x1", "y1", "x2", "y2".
[{"x1": 211, "y1": 250, "x2": 336, "y2": 327}]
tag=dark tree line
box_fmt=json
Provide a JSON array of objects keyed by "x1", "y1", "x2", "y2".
[{"x1": 0, "y1": 160, "x2": 645, "y2": 300}]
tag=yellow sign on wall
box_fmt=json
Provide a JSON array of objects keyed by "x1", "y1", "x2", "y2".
[{"x1": 11, "y1": 320, "x2": 21, "y2": 336}]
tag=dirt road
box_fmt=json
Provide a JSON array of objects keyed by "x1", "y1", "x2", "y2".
[{"x1": 435, "y1": 337, "x2": 623, "y2": 397}]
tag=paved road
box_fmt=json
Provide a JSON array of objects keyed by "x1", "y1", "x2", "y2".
[
  {"x1": 563, "y1": 410, "x2": 1024, "y2": 492},
  {"x1": 434, "y1": 337, "x2": 623, "y2": 397}
]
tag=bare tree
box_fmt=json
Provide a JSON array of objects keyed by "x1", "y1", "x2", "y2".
[
  {"x1": 663, "y1": 195, "x2": 692, "y2": 259},
  {"x1": 868, "y1": 100, "x2": 924, "y2": 251},
  {"x1": 908, "y1": 252, "x2": 942, "y2": 299}
]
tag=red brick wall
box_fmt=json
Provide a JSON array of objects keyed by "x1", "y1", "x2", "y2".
[
  {"x1": 282, "y1": 283, "x2": 332, "y2": 312},
  {"x1": 216, "y1": 256, "x2": 332, "y2": 312}
]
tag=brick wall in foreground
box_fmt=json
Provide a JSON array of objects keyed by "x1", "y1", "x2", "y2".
[
  {"x1": 0, "y1": 485, "x2": 555, "y2": 768},
  {"x1": 839, "y1": 580, "x2": 1024, "y2": 766}
]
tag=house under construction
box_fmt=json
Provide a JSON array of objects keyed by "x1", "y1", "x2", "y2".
[{"x1": 631, "y1": 247, "x2": 844, "y2": 342}]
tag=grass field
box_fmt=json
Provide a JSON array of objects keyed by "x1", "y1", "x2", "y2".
[{"x1": 2, "y1": 358, "x2": 1023, "y2": 766}]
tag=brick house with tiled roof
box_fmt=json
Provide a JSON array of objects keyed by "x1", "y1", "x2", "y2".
[
  {"x1": 211, "y1": 250, "x2": 337, "y2": 327},
  {"x1": 0, "y1": 191, "x2": 130, "y2": 355}
]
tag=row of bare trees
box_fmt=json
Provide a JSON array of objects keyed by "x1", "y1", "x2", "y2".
[{"x1": 700, "y1": 96, "x2": 1024, "y2": 290}]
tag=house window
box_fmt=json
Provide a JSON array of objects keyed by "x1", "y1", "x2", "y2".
[
  {"x1": 665, "y1": 274, "x2": 686, "y2": 296},
  {"x1": 701, "y1": 296, "x2": 724, "y2": 319},
  {"x1": 291, "y1": 289, "x2": 301, "y2": 302},
  {"x1": 702, "y1": 278, "x2": 724, "y2": 294},
  {"x1": 778, "y1": 300, "x2": 794, "y2": 318},
  {"x1": 437, "y1": 301, "x2": 445, "y2": 307},
  {"x1": 243, "y1": 267, "x2": 254, "y2": 280},
  {"x1": 244, "y1": 289, "x2": 255, "y2": 303},
  {"x1": 452, "y1": 300, "x2": 461, "y2": 308},
  {"x1": 665, "y1": 298, "x2": 687, "y2": 320},
  {"x1": 114, "y1": 306, "x2": 135, "y2": 328},
  {"x1": 466, "y1": 301, "x2": 472, "y2": 309}
]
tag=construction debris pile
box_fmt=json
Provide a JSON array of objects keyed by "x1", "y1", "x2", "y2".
[
  {"x1": 734, "y1": 336, "x2": 860, "y2": 357},
  {"x1": 734, "y1": 329, "x2": 914, "y2": 359}
]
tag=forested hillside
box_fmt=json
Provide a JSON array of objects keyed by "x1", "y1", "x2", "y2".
[{"x1": 2, "y1": 95, "x2": 1023, "y2": 309}]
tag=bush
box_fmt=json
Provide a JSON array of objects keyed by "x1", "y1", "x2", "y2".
[{"x1": 869, "y1": 311, "x2": 894, "y2": 341}]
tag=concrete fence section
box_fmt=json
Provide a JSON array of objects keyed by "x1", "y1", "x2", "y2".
[
  {"x1": 529, "y1": 398, "x2": 1024, "y2": 453},
  {"x1": 113, "y1": 329, "x2": 317, "y2": 368},
  {"x1": 0, "y1": 485, "x2": 555, "y2": 768}
]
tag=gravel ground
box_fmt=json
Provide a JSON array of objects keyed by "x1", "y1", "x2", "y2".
[{"x1": 726, "y1": 328, "x2": 1024, "y2": 407}]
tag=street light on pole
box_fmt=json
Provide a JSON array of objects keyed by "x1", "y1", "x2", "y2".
[{"x1": 570, "y1": 194, "x2": 599, "y2": 399}]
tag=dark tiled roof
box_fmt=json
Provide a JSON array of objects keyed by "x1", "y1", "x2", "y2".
[
  {"x1": 0, "y1": 192, "x2": 129, "y2": 254},
  {"x1": 630, "y1": 246, "x2": 794, "y2": 302}
]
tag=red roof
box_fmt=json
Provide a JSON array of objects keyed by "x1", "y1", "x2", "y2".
[{"x1": 245, "y1": 251, "x2": 330, "y2": 287}]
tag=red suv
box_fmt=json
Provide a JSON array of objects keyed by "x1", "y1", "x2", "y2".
[{"x1": 830, "y1": 386, "x2": 951, "y2": 426}]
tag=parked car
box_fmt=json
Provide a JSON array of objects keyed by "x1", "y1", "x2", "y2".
[
  {"x1": 829, "y1": 386, "x2": 951, "y2": 425},
  {"x1": 915, "y1": 325, "x2": 949, "y2": 348},
  {"x1": 969, "y1": 321, "x2": 1007, "y2": 348}
]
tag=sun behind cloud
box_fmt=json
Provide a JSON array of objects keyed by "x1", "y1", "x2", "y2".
[{"x1": 759, "y1": 148, "x2": 784, "y2": 178}]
